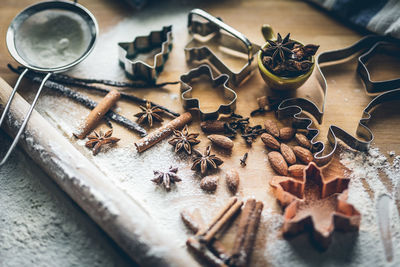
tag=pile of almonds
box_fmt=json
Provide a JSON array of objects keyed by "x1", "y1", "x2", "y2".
[{"x1": 262, "y1": 119, "x2": 313, "y2": 178}]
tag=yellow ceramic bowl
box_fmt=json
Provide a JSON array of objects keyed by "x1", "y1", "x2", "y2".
[{"x1": 257, "y1": 42, "x2": 315, "y2": 91}]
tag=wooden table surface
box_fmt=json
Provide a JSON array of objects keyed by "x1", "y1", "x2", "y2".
[{"x1": 1, "y1": 0, "x2": 400, "y2": 266}]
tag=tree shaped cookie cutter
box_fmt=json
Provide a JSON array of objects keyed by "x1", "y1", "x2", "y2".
[
  {"x1": 270, "y1": 162, "x2": 361, "y2": 249},
  {"x1": 118, "y1": 25, "x2": 173, "y2": 82},
  {"x1": 276, "y1": 35, "x2": 400, "y2": 166},
  {"x1": 180, "y1": 64, "x2": 237, "y2": 120},
  {"x1": 185, "y1": 9, "x2": 262, "y2": 86}
]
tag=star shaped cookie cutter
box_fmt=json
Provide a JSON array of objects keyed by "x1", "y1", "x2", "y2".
[
  {"x1": 118, "y1": 25, "x2": 173, "y2": 82},
  {"x1": 180, "y1": 64, "x2": 237, "y2": 120},
  {"x1": 185, "y1": 9, "x2": 262, "y2": 86},
  {"x1": 270, "y1": 162, "x2": 361, "y2": 249},
  {"x1": 276, "y1": 35, "x2": 400, "y2": 166}
]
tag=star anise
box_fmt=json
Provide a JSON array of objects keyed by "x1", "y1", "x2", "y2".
[
  {"x1": 192, "y1": 146, "x2": 223, "y2": 175},
  {"x1": 151, "y1": 166, "x2": 181, "y2": 190},
  {"x1": 85, "y1": 129, "x2": 120, "y2": 155},
  {"x1": 263, "y1": 33, "x2": 294, "y2": 64},
  {"x1": 168, "y1": 125, "x2": 200, "y2": 154},
  {"x1": 134, "y1": 101, "x2": 164, "y2": 127}
]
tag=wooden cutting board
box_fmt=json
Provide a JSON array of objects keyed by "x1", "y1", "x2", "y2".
[{"x1": 1, "y1": 0, "x2": 400, "y2": 266}]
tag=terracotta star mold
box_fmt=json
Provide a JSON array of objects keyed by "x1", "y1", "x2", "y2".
[{"x1": 270, "y1": 162, "x2": 361, "y2": 249}]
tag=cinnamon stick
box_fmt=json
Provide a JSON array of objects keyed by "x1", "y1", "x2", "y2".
[
  {"x1": 134, "y1": 112, "x2": 192, "y2": 152},
  {"x1": 198, "y1": 197, "x2": 243, "y2": 243},
  {"x1": 181, "y1": 209, "x2": 206, "y2": 234},
  {"x1": 229, "y1": 199, "x2": 264, "y2": 267},
  {"x1": 181, "y1": 209, "x2": 230, "y2": 261},
  {"x1": 74, "y1": 89, "x2": 121, "y2": 139},
  {"x1": 187, "y1": 237, "x2": 227, "y2": 267}
]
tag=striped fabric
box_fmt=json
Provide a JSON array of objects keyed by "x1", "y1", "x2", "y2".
[{"x1": 308, "y1": 0, "x2": 400, "y2": 39}]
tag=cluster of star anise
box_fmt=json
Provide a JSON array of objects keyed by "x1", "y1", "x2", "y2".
[{"x1": 261, "y1": 33, "x2": 319, "y2": 77}]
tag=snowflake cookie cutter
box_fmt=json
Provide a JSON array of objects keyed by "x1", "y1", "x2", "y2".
[
  {"x1": 185, "y1": 9, "x2": 261, "y2": 87},
  {"x1": 180, "y1": 64, "x2": 237, "y2": 120},
  {"x1": 118, "y1": 25, "x2": 173, "y2": 82},
  {"x1": 270, "y1": 162, "x2": 361, "y2": 250},
  {"x1": 276, "y1": 35, "x2": 400, "y2": 166}
]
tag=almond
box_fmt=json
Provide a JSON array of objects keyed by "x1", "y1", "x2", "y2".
[
  {"x1": 225, "y1": 169, "x2": 239, "y2": 194},
  {"x1": 207, "y1": 134, "x2": 234, "y2": 150},
  {"x1": 293, "y1": 146, "x2": 314, "y2": 164},
  {"x1": 200, "y1": 176, "x2": 218, "y2": 192},
  {"x1": 288, "y1": 164, "x2": 306, "y2": 178},
  {"x1": 295, "y1": 133, "x2": 311, "y2": 149},
  {"x1": 268, "y1": 151, "x2": 288, "y2": 176},
  {"x1": 261, "y1": 133, "x2": 280, "y2": 150},
  {"x1": 264, "y1": 119, "x2": 279, "y2": 138},
  {"x1": 200, "y1": 120, "x2": 225, "y2": 133},
  {"x1": 280, "y1": 143, "x2": 296, "y2": 165},
  {"x1": 279, "y1": 127, "x2": 295, "y2": 141}
]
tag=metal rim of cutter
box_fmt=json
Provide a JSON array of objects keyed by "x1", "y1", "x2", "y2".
[
  {"x1": 180, "y1": 64, "x2": 237, "y2": 121},
  {"x1": 0, "y1": 0, "x2": 98, "y2": 166},
  {"x1": 276, "y1": 35, "x2": 400, "y2": 166},
  {"x1": 185, "y1": 9, "x2": 261, "y2": 86},
  {"x1": 118, "y1": 25, "x2": 173, "y2": 82}
]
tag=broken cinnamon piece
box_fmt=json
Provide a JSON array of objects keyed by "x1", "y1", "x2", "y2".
[
  {"x1": 181, "y1": 209, "x2": 230, "y2": 261},
  {"x1": 198, "y1": 197, "x2": 243, "y2": 243},
  {"x1": 74, "y1": 89, "x2": 120, "y2": 139},
  {"x1": 181, "y1": 209, "x2": 206, "y2": 233},
  {"x1": 134, "y1": 112, "x2": 192, "y2": 152},
  {"x1": 229, "y1": 199, "x2": 264, "y2": 267},
  {"x1": 187, "y1": 237, "x2": 227, "y2": 267}
]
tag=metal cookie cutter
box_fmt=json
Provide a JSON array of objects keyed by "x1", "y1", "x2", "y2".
[
  {"x1": 180, "y1": 64, "x2": 237, "y2": 120},
  {"x1": 276, "y1": 35, "x2": 400, "y2": 166},
  {"x1": 118, "y1": 25, "x2": 173, "y2": 82},
  {"x1": 185, "y1": 9, "x2": 261, "y2": 86}
]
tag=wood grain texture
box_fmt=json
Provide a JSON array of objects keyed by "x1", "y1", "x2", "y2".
[{"x1": 1, "y1": 0, "x2": 400, "y2": 266}]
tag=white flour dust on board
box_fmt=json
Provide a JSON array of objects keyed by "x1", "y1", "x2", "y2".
[{"x1": 88, "y1": 141, "x2": 232, "y2": 248}]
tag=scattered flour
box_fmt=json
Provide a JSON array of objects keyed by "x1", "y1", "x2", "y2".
[
  {"x1": 0, "y1": 132, "x2": 134, "y2": 267},
  {"x1": 257, "y1": 147, "x2": 400, "y2": 267}
]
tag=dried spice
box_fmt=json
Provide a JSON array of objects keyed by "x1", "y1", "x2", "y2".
[
  {"x1": 240, "y1": 152, "x2": 248, "y2": 167},
  {"x1": 85, "y1": 129, "x2": 120, "y2": 155},
  {"x1": 292, "y1": 43, "x2": 320, "y2": 60},
  {"x1": 168, "y1": 124, "x2": 200, "y2": 154},
  {"x1": 261, "y1": 33, "x2": 319, "y2": 77},
  {"x1": 135, "y1": 112, "x2": 192, "y2": 153},
  {"x1": 264, "y1": 33, "x2": 294, "y2": 64},
  {"x1": 229, "y1": 199, "x2": 263, "y2": 267},
  {"x1": 151, "y1": 166, "x2": 181, "y2": 191},
  {"x1": 192, "y1": 146, "x2": 223, "y2": 175},
  {"x1": 8, "y1": 64, "x2": 179, "y2": 118},
  {"x1": 182, "y1": 198, "x2": 263, "y2": 267},
  {"x1": 134, "y1": 100, "x2": 165, "y2": 127}
]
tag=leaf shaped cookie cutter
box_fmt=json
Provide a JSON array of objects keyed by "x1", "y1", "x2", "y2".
[
  {"x1": 276, "y1": 35, "x2": 400, "y2": 166},
  {"x1": 180, "y1": 64, "x2": 237, "y2": 120},
  {"x1": 118, "y1": 25, "x2": 173, "y2": 82}
]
